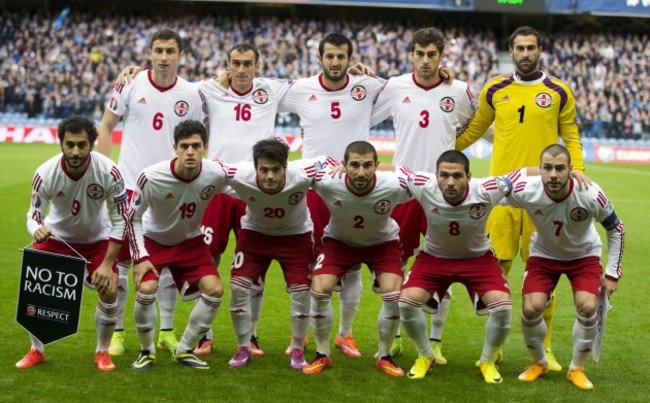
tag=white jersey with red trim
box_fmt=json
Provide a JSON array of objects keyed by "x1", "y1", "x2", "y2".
[
  {"x1": 27, "y1": 152, "x2": 128, "y2": 244},
  {"x1": 406, "y1": 168, "x2": 519, "y2": 258},
  {"x1": 371, "y1": 73, "x2": 475, "y2": 171},
  {"x1": 279, "y1": 73, "x2": 385, "y2": 159},
  {"x1": 312, "y1": 170, "x2": 411, "y2": 247},
  {"x1": 106, "y1": 70, "x2": 208, "y2": 190},
  {"x1": 223, "y1": 156, "x2": 339, "y2": 236},
  {"x1": 506, "y1": 175, "x2": 624, "y2": 278},
  {"x1": 128, "y1": 159, "x2": 228, "y2": 261},
  {"x1": 198, "y1": 77, "x2": 292, "y2": 162}
]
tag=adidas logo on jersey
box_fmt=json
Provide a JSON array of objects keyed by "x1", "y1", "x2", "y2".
[
  {"x1": 430, "y1": 207, "x2": 440, "y2": 215},
  {"x1": 137, "y1": 97, "x2": 147, "y2": 104},
  {"x1": 502, "y1": 95, "x2": 510, "y2": 102},
  {"x1": 402, "y1": 96, "x2": 411, "y2": 103},
  {"x1": 248, "y1": 196, "x2": 257, "y2": 202},
  {"x1": 55, "y1": 190, "x2": 66, "y2": 197},
  {"x1": 334, "y1": 200, "x2": 343, "y2": 207},
  {"x1": 308, "y1": 94, "x2": 318, "y2": 102},
  {"x1": 534, "y1": 209, "x2": 543, "y2": 215},
  {"x1": 165, "y1": 192, "x2": 174, "y2": 199}
]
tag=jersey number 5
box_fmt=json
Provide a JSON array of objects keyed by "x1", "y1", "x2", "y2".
[{"x1": 331, "y1": 102, "x2": 341, "y2": 120}]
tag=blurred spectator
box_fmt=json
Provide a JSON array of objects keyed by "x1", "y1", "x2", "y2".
[{"x1": 0, "y1": 9, "x2": 647, "y2": 140}]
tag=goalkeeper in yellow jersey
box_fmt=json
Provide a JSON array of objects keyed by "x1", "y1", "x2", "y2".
[{"x1": 456, "y1": 26, "x2": 585, "y2": 372}]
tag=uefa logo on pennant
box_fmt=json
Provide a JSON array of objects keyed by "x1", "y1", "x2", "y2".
[{"x1": 26, "y1": 305, "x2": 37, "y2": 317}]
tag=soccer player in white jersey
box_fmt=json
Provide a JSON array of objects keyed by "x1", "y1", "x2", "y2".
[
  {"x1": 197, "y1": 44, "x2": 295, "y2": 357},
  {"x1": 98, "y1": 29, "x2": 209, "y2": 356},
  {"x1": 127, "y1": 120, "x2": 227, "y2": 370},
  {"x1": 371, "y1": 27, "x2": 477, "y2": 363},
  {"x1": 398, "y1": 150, "x2": 516, "y2": 383},
  {"x1": 279, "y1": 34, "x2": 387, "y2": 358},
  {"x1": 507, "y1": 145, "x2": 624, "y2": 390},
  {"x1": 302, "y1": 141, "x2": 410, "y2": 377},
  {"x1": 223, "y1": 139, "x2": 338, "y2": 370},
  {"x1": 17, "y1": 116, "x2": 128, "y2": 372}
]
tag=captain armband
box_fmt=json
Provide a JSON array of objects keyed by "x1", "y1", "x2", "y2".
[{"x1": 600, "y1": 211, "x2": 620, "y2": 231}]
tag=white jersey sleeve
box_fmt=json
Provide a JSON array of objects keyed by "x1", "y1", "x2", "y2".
[
  {"x1": 312, "y1": 170, "x2": 411, "y2": 246},
  {"x1": 128, "y1": 159, "x2": 228, "y2": 261},
  {"x1": 107, "y1": 71, "x2": 208, "y2": 190},
  {"x1": 27, "y1": 152, "x2": 129, "y2": 244},
  {"x1": 408, "y1": 170, "x2": 513, "y2": 258},
  {"x1": 199, "y1": 77, "x2": 292, "y2": 162}
]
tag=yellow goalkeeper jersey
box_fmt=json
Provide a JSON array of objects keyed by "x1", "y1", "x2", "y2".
[{"x1": 456, "y1": 71, "x2": 584, "y2": 174}]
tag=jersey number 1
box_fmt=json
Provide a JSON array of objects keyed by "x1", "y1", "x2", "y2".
[{"x1": 517, "y1": 105, "x2": 525, "y2": 123}]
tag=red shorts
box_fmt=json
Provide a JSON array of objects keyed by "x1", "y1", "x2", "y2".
[
  {"x1": 523, "y1": 256, "x2": 602, "y2": 297},
  {"x1": 314, "y1": 238, "x2": 404, "y2": 279},
  {"x1": 141, "y1": 236, "x2": 219, "y2": 300},
  {"x1": 391, "y1": 199, "x2": 427, "y2": 261},
  {"x1": 201, "y1": 193, "x2": 247, "y2": 255},
  {"x1": 33, "y1": 238, "x2": 117, "y2": 289},
  {"x1": 403, "y1": 251, "x2": 510, "y2": 315},
  {"x1": 117, "y1": 189, "x2": 135, "y2": 261},
  {"x1": 232, "y1": 229, "x2": 313, "y2": 291},
  {"x1": 307, "y1": 190, "x2": 330, "y2": 248}
]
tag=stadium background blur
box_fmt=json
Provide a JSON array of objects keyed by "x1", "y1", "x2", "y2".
[{"x1": 0, "y1": 0, "x2": 649, "y2": 164}]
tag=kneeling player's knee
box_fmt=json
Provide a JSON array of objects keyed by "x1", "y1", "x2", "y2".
[
  {"x1": 576, "y1": 302, "x2": 597, "y2": 318},
  {"x1": 138, "y1": 281, "x2": 158, "y2": 295},
  {"x1": 521, "y1": 304, "x2": 542, "y2": 321},
  {"x1": 203, "y1": 282, "x2": 223, "y2": 298}
]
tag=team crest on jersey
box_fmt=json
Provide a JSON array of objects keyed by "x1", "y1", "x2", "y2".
[
  {"x1": 86, "y1": 183, "x2": 105, "y2": 199},
  {"x1": 439, "y1": 97, "x2": 455, "y2": 113},
  {"x1": 350, "y1": 85, "x2": 367, "y2": 101},
  {"x1": 288, "y1": 192, "x2": 305, "y2": 205},
  {"x1": 252, "y1": 89, "x2": 269, "y2": 104},
  {"x1": 174, "y1": 100, "x2": 190, "y2": 117},
  {"x1": 200, "y1": 185, "x2": 216, "y2": 200},
  {"x1": 570, "y1": 207, "x2": 589, "y2": 222},
  {"x1": 535, "y1": 92, "x2": 553, "y2": 108},
  {"x1": 468, "y1": 203, "x2": 487, "y2": 219},
  {"x1": 373, "y1": 199, "x2": 392, "y2": 215},
  {"x1": 32, "y1": 194, "x2": 41, "y2": 208},
  {"x1": 109, "y1": 97, "x2": 118, "y2": 111},
  {"x1": 133, "y1": 192, "x2": 142, "y2": 206}
]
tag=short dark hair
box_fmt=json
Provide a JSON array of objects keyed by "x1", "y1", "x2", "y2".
[
  {"x1": 150, "y1": 29, "x2": 183, "y2": 52},
  {"x1": 173, "y1": 120, "x2": 207, "y2": 145},
  {"x1": 228, "y1": 43, "x2": 260, "y2": 63},
  {"x1": 344, "y1": 141, "x2": 377, "y2": 163},
  {"x1": 319, "y1": 33, "x2": 353, "y2": 57},
  {"x1": 57, "y1": 115, "x2": 98, "y2": 144},
  {"x1": 540, "y1": 144, "x2": 571, "y2": 165},
  {"x1": 508, "y1": 26, "x2": 543, "y2": 49},
  {"x1": 252, "y1": 138, "x2": 290, "y2": 167},
  {"x1": 436, "y1": 150, "x2": 470, "y2": 174},
  {"x1": 410, "y1": 27, "x2": 445, "y2": 54}
]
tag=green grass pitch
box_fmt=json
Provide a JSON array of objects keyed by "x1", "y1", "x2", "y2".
[{"x1": 0, "y1": 142, "x2": 648, "y2": 402}]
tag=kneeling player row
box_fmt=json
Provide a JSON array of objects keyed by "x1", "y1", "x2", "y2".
[{"x1": 18, "y1": 117, "x2": 623, "y2": 391}]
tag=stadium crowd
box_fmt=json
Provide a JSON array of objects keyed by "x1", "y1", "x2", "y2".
[{"x1": 0, "y1": 9, "x2": 648, "y2": 139}]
